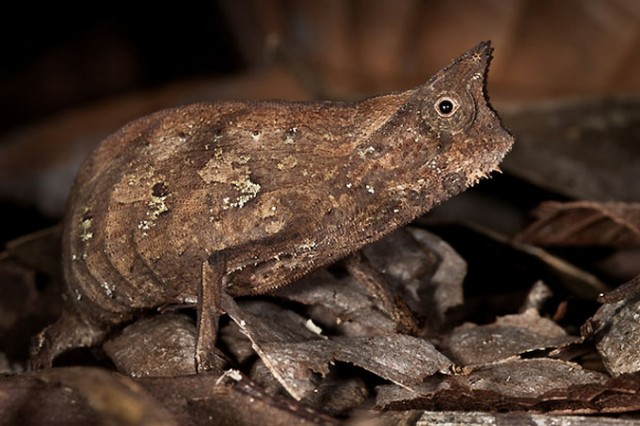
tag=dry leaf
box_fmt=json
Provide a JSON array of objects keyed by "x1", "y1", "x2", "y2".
[
  {"x1": 377, "y1": 359, "x2": 610, "y2": 412},
  {"x1": 0, "y1": 256, "x2": 63, "y2": 368},
  {"x1": 584, "y1": 276, "x2": 640, "y2": 376},
  {"x1": 447, "y1": 308, "x2": 578, "y2": 365},
  {"x1": 501, "y1": 98, "x2": 640, "y2": 201},
  {"x1": 104, "y1": 313, "x2": 222, "y2": 377}
]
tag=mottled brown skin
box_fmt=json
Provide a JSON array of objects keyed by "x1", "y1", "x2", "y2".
[{"x1": 31, "y1": 42, "x2": 514, "y2": 370}]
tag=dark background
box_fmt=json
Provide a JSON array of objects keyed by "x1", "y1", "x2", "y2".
[{"x1": 0, "y1": 3, "x2": 243, "y2": 132}]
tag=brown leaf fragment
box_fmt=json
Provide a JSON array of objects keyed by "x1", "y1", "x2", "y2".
[
  {"x1": 584, "y1": 290, "x2": 640, "y2": 376},
  {"x1": 0, "y1": 367, "x2": 175, "y2": 425},
  {"x1": 501, "y1": 98, "x2": 640, "y2": 202},
  {"x1": 103, "y1": 312, "x2": 227, "y2": 377},
  {"x1": 517, "y1": 201, "x2": 640, "y2": 248},
  {"x1": 377, "y1": 358, "x2": 609, "y2": 413},
  {"x1": 447, "y1": 309, "x2": 578, "y2": 365},
  {"x1": 139, "y1": 370, "x2": 338, "y2": 426},
  {"x1": 333, "y1": 334, "x2": 453, "y2": 387},
  {"x1": 495, "y1": 307, "x2": 569, "y2": 338}
]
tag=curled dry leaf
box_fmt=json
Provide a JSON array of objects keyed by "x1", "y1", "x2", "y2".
[
  {"x1": 517, "y1": 201, "x2": 640, "y2": 248},
  {"x1": 447, "y1": 308, "x2": 578, "y2": 366},
  {"x1": 260, "y1": 335, "x2": 453, "y2": 396},
  {"x1": 222, "y1": 294, "x2": 452, "y2": 401},
  {"x1": 521, "y1": 280, "x2": 554, "y2": 312}
]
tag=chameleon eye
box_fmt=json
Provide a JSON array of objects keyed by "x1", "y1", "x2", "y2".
[
  {"x1": 435, "y1": 97, "x2": 458, "y2": 117},
  {"x1": 422, "y1": 90, "x2": 476, "y2": 133}
]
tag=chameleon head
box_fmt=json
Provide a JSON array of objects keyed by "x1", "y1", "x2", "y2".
[
  {"x1": 413, "y1": 40, "x2": 515, "y2": 190},
  {"x1": 362, "y1": 40, "x2": 514, "y2": 214}
]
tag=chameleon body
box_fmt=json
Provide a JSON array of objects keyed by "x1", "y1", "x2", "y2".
[{"x1": 32, "y1": 41, "x2": 514, "y2": 369}]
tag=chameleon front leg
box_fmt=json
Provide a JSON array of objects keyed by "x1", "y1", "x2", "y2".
[
  {"x1": 344, "y1": 252, "x2": 419, "y2": 335},
  {"x1": 195, "y1": 254, "x2": 225, "y2": 372}
]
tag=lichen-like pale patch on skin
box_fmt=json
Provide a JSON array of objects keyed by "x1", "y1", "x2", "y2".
[
  {"x1": 263, "y1": 219, "x2": 286, "y2": 235},
  {"x1": 212, "y1": 147, "x2": 223, "y2": 161},
  {"x1": 147, "y1": 194, "x2": 170, "y2": 220},
  {"x1": 298, "y1": 240, "x2": 318, "y2": 252},
  {"x1": 357, "y1": 145, "x2": 377, "y2": 159},
  {"x1": 126, "y1": 164, "x2": 156, "y2": 187},
  {"x1": 198, "y1": 152, "x2": 251, "y2": 184},
  {"x1": 277, "y1": 155, "x2": 298, "y2": 170},
  {"x1": 101, "y1": 281, "x2": 115, "y2": 298},
  {"x1": 138, "y1": 189, "x2": 170, "y2": 234},
  {"x1": 222, "y1": 177, "x2": 261, "y2": 210},
  {"x1": 79, "y1": 216, "x2": 93, "y2": 242},
  {"x1": 198, "y1": 150, "x2": 261, "y2": 209}
]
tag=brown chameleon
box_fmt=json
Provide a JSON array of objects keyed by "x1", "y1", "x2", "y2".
[{"x1": 31, "y1": 41, "x2": 514, "y2": 370}]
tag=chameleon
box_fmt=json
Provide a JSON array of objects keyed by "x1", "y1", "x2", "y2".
[{"x1": 31, "y1": 41, "x2": 514, "y2": 371}]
